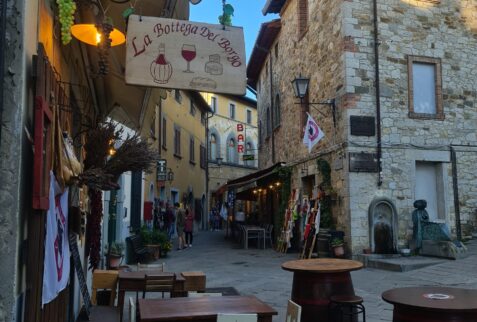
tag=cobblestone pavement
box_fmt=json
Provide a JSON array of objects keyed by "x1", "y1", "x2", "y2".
[{"x1": 136, "y1": 230, "x2": 477, "y2": 322}]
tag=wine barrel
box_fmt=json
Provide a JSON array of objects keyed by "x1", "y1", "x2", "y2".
[{"x1": 291, "y1": 271, "x2": 355, "y2": 322}]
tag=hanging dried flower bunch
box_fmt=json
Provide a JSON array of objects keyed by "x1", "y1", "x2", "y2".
[{"x1": 80, "y1": 121, "x2": 159, "y2": 269}]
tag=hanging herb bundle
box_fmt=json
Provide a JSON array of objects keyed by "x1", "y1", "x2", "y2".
[{"x1": 80, "y1": 121, "x2": 159, "y2": 269}]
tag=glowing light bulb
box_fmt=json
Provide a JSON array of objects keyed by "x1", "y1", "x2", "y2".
[{"x1": 96, "y1": 32, "x2": 101, "y2": 44}]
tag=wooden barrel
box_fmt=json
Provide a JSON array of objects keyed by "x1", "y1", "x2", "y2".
[{"x1": 291, "y1": 271, "x2": 355, "y2": 322}]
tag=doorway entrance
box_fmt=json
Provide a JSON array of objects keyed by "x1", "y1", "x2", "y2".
[{"x1": 415, "y1": 162, "x2": 445, "y2": 222}]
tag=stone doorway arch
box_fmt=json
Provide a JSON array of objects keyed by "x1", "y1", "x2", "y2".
[{"x1": 368, "y1": 197, "x2": 398, "y2": 254}]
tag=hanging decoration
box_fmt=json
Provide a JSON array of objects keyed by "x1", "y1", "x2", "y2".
[
  {"x1": 80, "y1": 121, "x2": 159, "y2": 269},
  {"x1": 218, "y1": 0, "x2": 234, "y2": 27},
  {"x1": 57, "y1": 0, "x2": 77, "y2": 44}
]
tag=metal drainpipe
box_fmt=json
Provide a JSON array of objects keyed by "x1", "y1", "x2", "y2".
[
  {"x1": 0, "y1": 0, "x2": 6, "y2": 145},
  {"x1": 450, "y1": 146, "x2": 462, "y2": 241},
  {"x1": 269, "y1": 53, "x2": 275, "y2": 164},
  {"x1": 373, "y1": 0, "x2": 383, "y2": 187}
]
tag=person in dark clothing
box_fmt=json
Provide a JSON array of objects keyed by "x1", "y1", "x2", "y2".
[{"x1": 184, "y1": 208, "x2": 194, "y2": 247}]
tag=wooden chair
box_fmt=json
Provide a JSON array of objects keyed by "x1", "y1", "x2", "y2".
[
  {"x1": 142, "y1": 273, "x2": 176, "y2": 298},
  {"x1": 91, "y1": 270, "x2": 118, "y2": 306},
  {"x1": 188, "y1": 291, "x2": 222, "y2": 297},
  {"x1": 217, "y1": 313, "x2": 257, "y2": 322},
  {"x1": 286, "y1": 300, "x2": 302, "y2": 322},
  {"x1": 137, "y1": 262, "x2": 166, "y2": 272},
  {"x1": 129, "y1": 297, "x2": 136, "y2": 322}
]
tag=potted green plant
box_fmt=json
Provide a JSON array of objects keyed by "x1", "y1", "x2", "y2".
[
  {"x1": 107, "y1": 242, "x2": 124, "y2": 269},
  {"x1": 330, "y1": 237, "x2": 345, "y2": 257}
]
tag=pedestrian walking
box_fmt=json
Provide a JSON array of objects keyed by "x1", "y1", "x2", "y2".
[
  {"x1": 175, "y1": 203, "x2": 186, "y2": 250},
  {"x1": 184, "y1": 208, "x2": 194, "y2": 247},
  {"x1": 167, "y1": 202, "x2": 176, "y2": 240}
]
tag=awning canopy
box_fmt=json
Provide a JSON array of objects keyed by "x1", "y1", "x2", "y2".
[{"x1": 227, "y1": 162, "x2": 285, "y2": 190}]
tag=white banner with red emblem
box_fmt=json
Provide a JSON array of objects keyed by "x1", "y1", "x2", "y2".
[
  {"x1": 303, "y1": 113, "x2": 325, "y2": 153},
  {"x1": 125, "y1": 15, "x2": 246, "y2": 95},
  {"x1": 42, "y1": 171, "x2": 70, "y2": 305}
]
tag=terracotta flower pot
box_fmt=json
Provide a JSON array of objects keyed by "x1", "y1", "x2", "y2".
[
  {"x1": 332, "y1": 245, "x2": 345, "y2": 257},
  {"x1": 108, "y1": 254, "x2": 123, "y2": 269}
]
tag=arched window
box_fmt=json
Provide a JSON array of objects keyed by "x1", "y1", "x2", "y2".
[
  {"x1": 209, "y1": 129, "x2": 221, "y2": 161},
  {"x1": 210, "y1": 134, "x2": 217, "y2": 160},
  {"x1": 227, "y1": 137, "x2": 237, "y2": 163},
  {"x1": 274, "y1": 94, "x2": 281, "y2": 127}
]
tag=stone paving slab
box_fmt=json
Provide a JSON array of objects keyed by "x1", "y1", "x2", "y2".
[{"x1": 123, "y1": 231, "x2": 477, "y2": 322}]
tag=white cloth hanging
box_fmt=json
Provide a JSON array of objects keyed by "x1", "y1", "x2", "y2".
[{"x1": 42, "y1": 171, "x2": 70, "y2": 305}]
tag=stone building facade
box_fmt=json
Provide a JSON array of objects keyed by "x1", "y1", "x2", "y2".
[
  {"x1": 200, "y1": 93, "x2": 258, "y2": 215},
  {"x1": 249, "y1": 0, "x2": 477, "y2": 254}
]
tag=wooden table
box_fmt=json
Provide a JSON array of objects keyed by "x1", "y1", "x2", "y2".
[
  {"x1": 138, "y1": 295, "x2": 277, "y2": 322},
  {"x1": 118, "y1": 271, "x2": 185, "y2": 322},
  {"x1": 282, "y1": 258, "x2": 363, "y2": 322},
  {"x1": 244, "y1": 226, "x2": 265, "y2": 249},
  {"x1": 382, "y1": 286, "x2": 477, "y2": 322}
]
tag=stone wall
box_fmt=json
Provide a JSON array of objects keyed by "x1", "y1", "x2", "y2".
[
  {"x1": 344, "y1": 0, "x2": 477, "y2": 252},
  {"x1": 0, "y1": 0, "x2": 27, "y2": 319}
]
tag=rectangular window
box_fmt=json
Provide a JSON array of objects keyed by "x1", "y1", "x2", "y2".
[
  {"x1": 162, "y1": 118, "x2": 167, "y2": 149},
  {"x1": 174, "y1": 126, "x2": 181, "y2": 157},
  {"x1": 190, "y1": 100, "x2": 196, "y2": 116},
  {"x1": 200, "y1": 145, "x2": 206, "y2": 169},
  {"x1": 247, "y1": 110, "x2": 252, "y2": 124},
  {"x1": 201, "y1": 112, "x2": 206, "y2": 125},
  {"x1": 189, "y1": 136, "x2": 195, "y2": 164},
  {"x1": 175, "y1": 90, "x2": 182, "y2": 104},
  {"x1": 298, "y1": 0, "x2": 308, "y2": 38},
  {"x1": 229, "y1": 103, "x2": 236, "y2": 119},
  {"x1": 408, "y1": 56, "x2": 443, "y2": 119},
  {"x1": 211, "y1": 96, "x2": 217, "y2": 113}
]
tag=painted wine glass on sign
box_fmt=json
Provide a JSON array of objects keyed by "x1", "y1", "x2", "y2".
[{"x1": 182, "y1": 44, "x2": 196, "y2": 73}]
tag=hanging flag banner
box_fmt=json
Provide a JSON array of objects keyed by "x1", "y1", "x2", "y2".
[
  {"x1": 125, "y1": 15, "x2": 247, "y2": 95},
  {"x1": 303, "y1": 113, "x2": 325, "y2": 153},
  {"x1": 42, "y1": 171, "x2": 70, "y2": 305}
]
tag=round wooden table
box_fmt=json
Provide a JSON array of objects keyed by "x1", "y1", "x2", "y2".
[
  {"x1": 382, "y1": 287, "x2": 477, "y2": 322},
  {"x1": 282, "y1": 258, "x2": 363, "y2": 322}
]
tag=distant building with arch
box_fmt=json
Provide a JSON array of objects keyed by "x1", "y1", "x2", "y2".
[{"x1": 201, "y1": 93, "x2": 258, "y2": 215}]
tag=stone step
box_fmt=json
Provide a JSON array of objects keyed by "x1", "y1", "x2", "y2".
[{"x1": 356, "y1": 254, "x2": 446, "y2": 272}]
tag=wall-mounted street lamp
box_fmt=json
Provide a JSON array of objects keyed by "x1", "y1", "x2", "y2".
[
  {"x1": 167, "y1": 168, "x2": 174, "y2": 182},
  {"x1": 291, "y1": 75, "x2": 337, "y2": 128}
]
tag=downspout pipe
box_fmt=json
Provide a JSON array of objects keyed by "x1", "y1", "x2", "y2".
[
  {"x1": 269, "y1": 53, "x2": 275, "y2": 164},
  {"x1": 450, "y1": 146, "x2": 462, "y2": 241},
  {"x1": 0, "y1": 0, "x2": 8, "y2": 144},
  {"x1": 373, "y1": 0, "x2": 383, "y2": 187}
]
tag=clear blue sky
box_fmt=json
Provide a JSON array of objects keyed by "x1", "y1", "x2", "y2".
[{"x1": 190, "y1": 0, "x2": 278, "y2": 64}]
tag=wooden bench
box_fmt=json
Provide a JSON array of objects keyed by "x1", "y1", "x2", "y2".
[{"x1": 126, "y1": 235, "x2": 152, "y2": 263}]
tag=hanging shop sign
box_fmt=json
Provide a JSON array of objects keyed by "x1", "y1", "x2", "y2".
[
  {"x1": 157, "y1": 159, "x2": 167, "y2": 181},
  {"x1": 125, "y1": 15, "x2": 246, "y2": 95},
  {"x1": 237, "y1": 123, "x2": 244, "y2": 153}
]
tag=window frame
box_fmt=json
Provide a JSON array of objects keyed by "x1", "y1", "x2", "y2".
[
  {"x1": 407, "y1": 55, "x2": 443, "y2": 120},
  {"x1": 189, "y1": 135, "x2": 195, "y2": 164},
  {"x1": 210, "y1": 96, "x2": 217, "y2": 113},
  {"x1": 297, "y1": 0, "x2": 309, "y2": 39},
  {"x1": 174, "y1": 125, "x2": 181, "y2": 158},
  {"x1": 175, "y1": 90, "x2": 182, "y2": 104},
  {"x1": 246, "y1": 109, "x2": 252, "y2": 125},
  {"x1": 162, "y1": 117, "x2": 167, "y2": 150},
  {"x1": 200, "y1": 144, "x2": 206, "y2": 169},
  {"x1": 190, "y1": 99, "x2": 196, "y2": 116},
  {"x1": 229, "y1": 103, "x2": 236, "y2": 119}
]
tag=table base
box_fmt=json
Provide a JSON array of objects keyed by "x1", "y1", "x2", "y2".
[{"x1": 291, "y1": 271, "x2": 355, "y2": 322}]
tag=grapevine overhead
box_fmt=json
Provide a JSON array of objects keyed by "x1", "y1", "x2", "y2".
[{"x1": 57, "y1": 0, "x2": 76, "y2": 45}]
